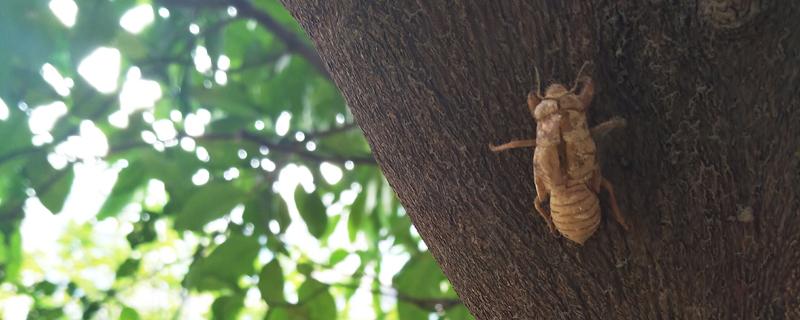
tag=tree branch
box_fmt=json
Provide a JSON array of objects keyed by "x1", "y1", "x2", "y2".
[
  {"x1": 303, "y1": 123, "x2": 358, "y2": 141},
  {"x1": 109, "y1": 131, "x2": 376, "y2": 165},
  {"x1": 329, "y1": 282, "x2": 462, "y2": 312},
  {"x1": 227, "y1": 0, "x2": 330, "y2": 79},
  {"x1": 157, "y1": 0, "x2": 330, "y2": 79}
]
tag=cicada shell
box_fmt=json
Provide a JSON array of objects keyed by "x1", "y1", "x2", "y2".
[{"x1": 490, "y1": 66, "x2": 630, "y2": 245}]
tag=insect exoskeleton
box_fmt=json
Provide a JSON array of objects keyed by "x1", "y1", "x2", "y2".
[
  {"x1": 489, "y1": 63, "x2": 630, "y2": 245},
  {"x1": 549, "y1": 183, "x2": 601, "y2": 245}
]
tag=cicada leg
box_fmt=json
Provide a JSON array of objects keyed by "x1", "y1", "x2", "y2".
[
  {"x1": 599, "y1": 177, "x2": 630, "y2": 231},
  {"x1": 533, "y1": 175, "x2": 557, "y2": 235},
  {"x1": 489, "y1": 139, "x2": 536, "y2": 152}
]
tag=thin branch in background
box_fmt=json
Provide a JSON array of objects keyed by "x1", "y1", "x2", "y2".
[
  {"x1": 227, "y1": 0, "x2": 330, "y2": 79},
  {"x1": 109, "y1": 131, "x2": 377, "y2": 165},
  {"x1": 211, "y1": 131, "x2": 376, "y2": 165},
  {"x1": 155, "y1": 0, "x2": 230, "y2": 8},
  {"x1": 303, "y1": 123, "x2": 359, "y2": 141},
  {"x1": 227, "y1": 51, "x2": 284, "y2": 73},
  {"x1": 329, "y1": 282, "x2": 463, "y2": 313}
]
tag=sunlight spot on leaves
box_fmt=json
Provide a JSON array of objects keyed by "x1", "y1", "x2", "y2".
[
  {"x1": 120, "y1": 4, "x2": 154, "y2": 34},
  {"x1": 227, "y1": 6, "x2": 238, "y2": 17},
  {"x1": 144, "y1": 179, "x2": 167, "y2": 211},
  {"x1": 29, "y1": 101, "x2": 68, "y2": 145},
  {"x1": 49, "y1": 0, "x2": 78, "y2": 27},
  {"x1": 184, "y1": 113, "x2": 206, "y2": 137},
  {"x1": 108, "y1": 110, "x2": 128, "y2": 128},
  {"x1": 260, "y1": 158, "x2": 276, "y2": 172},
  {"x1": 254, "y1": 120, "x2": 265, "y2": 131},
  {"x1": 180, "y1": 137, "x2": 196, "y2": 152},
  {"x1": 47, "y1": 153, "x2": 68, "y2": 170},
  {"x1": 152, "y1": 119, "x2": 177, "y2": 141},
  {"x1": 0, "y1": 97, "x2": 9, "y2": 121},
  {"x1": 223, "y1": 167, "x2": 239, "y2": 181},
  {"x1": 170, "y1": 110, "x2": 183, "y2": 122},
  {"x1": 78, "y1": 47, "x2": 121, "y2": 94},
  {"x1": 141, "y1": 130, "x2": 157, "y2": 145},
  {"x1": 275, "y1": 55, "x2": 291, "y2": 73},
  {"x1": 40, "y1": 63, "x2": 73, "y2": 97},
  {"x1": 142, "y1": 111, "x2": 155, "y2": 124},
  {"x1": 158, "y1": 7, "x2": 170, "y2": 18},
  {"x1": 192, "y1": 168, "x2": 210, "y2": 186},
  {"x1": 120, "y1": 68, "x2": 162, "y2": 113},
  {"x1": 196, "y1": 146, "x2": 210, "y2": 162},
  {"x1": 53, "y1": 120, "x2": 109, "y2": 161},
  {"x1": 193, "y1": 46, "x2": 211, "y2": 73},
  {"x1": 275, "y1": 111, "x2": 291, "y2": 136},
  {"x1": 319, "y1": 162, "x2": 343, "y2": 185},
  {"x1": 217, "y1": 55, "x2": 231, "y2": 71},
  {"x1": 214, "y1": 70, "x2": 227, "y2": 85},
  {"x1": 229, "y1": 204, "x2": 244, "y2": 224},
  {"x1": 305, "y1": 141, "x2": 317, "y2": 151},
  {"x1": 1, "y1": 294, "x2": 33, "y2": 319}
]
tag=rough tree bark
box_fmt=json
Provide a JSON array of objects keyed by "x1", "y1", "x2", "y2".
[{"x1": 280, "y1": 1, "x2": 800, "y2": 318}]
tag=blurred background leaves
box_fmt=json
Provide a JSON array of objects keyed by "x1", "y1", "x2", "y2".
[{"x1": 0, "y1": 0, "x2": 472, "y2": 319}]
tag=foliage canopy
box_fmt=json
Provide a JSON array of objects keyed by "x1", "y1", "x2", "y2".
[{"x1": 0, "y1": 0, "x2": 473, "y2": 319}]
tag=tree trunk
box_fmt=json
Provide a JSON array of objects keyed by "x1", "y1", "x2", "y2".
[{"x1": 280, "y1": 1, "x2": 800, "y2": 318}]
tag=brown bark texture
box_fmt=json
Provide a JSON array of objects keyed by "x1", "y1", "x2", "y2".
[{"x1": 280, "y1": 1, "x2": 800, "y2": 319}]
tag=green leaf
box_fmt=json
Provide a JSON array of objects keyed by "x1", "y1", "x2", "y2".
[
  {"x1": 265, "y1": 234, "x2": 289, "y2": 256},
  {"x1": 33, "y1": 281, "x2": 57, "y2": 296},
  {"x1": 115, "y1": 257, "x2": 140, "y2": 279},
  {"x1": 82, "y1": 301, "x2": 101, "y2": 320},
  {"x1": 297, "y1": 278, "x2": 337, "y2": 320},
  {"x1": 328, "y1": 249, "x2": 348, "y2": 266},
  {"x1": 293, "y1": 187, "x2": 327, "y2": 239},
  {"x1": 192, "y1": 83, "x2": 259, "y2": 117},
  {"x1": 306, "y1": 77, "x2": 346, "y2": 123},
  {"x1": 265, "y1": 308, "x2": 291, "y2": 320},
  {"x1": 174, "y1": 183, "x2": 244, "y2": 231},
  {"x1": 112, "y1": 32, "x2": 148, "y2": 61},
  {"x1": 185, "y1": 234, "x2": 260, "y2": 290},
  {"x1": 21, "y1": 157, "x2": 74, "y2": 214},
  {"x1": 296, "y1": 262, "x2": 313, "y2": 276},
  {"x1": 126, "y1": 220, "x2": 156, "y2": 249},
  {"x1": 394, "y1": 253, "x2": 455, "y2": 319},
  {"x1": 37, "y1": 167, "x2": 74, "y2": 214},
  {"x1": 119, "y1": 307, "x2": 141, "y2": 320},
  {"x1": 446, "y1": 306, "x2": 476, "y2": 320},
  {"x1": 211, "y1": 295, "x2": 244, "y2": 320},
  {"x1": 243, "y1": 192, "x2": 270, "y2": 234},
  {"x1": 258, "y1": 259, "x2": 285, "y2": 304},
  {"x1": 98, "y1": 161, "x2": 147, "y2": 219},
  {"x1": 0, "y1": 112, "x2": 33, "y2": 158},
  {"x1": 273, "y1": 196, "x2": 291, "y2": 234},
  {"x1": 347, "y1": 188, "x2": 366, "y2": 242},
  {"x1": 0, "y1": 229, "x2": 22, "y2": 282}
]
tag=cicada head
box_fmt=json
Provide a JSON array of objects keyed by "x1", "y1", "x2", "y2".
[{"x1": 545, "y1": 84, "x2": 568, "y2": 99}]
